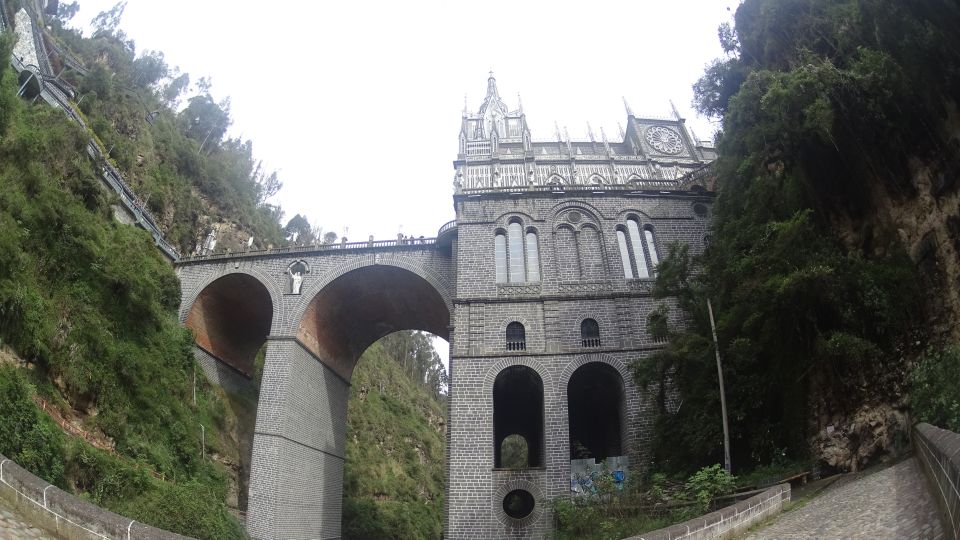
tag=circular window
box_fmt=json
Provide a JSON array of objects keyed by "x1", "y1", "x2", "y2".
[
  {"x1": 567, "y1": 211, "x2": 582, "y2": 224},
  {"x1": 693, "y1": 203, "x2": 708, "y2": 217},
  {"x1": 502, "y1": 489, "x2": 535, "y2": 520},
  {"x1": 644, "y1": 125, "x2": 684, "y2": 154}
]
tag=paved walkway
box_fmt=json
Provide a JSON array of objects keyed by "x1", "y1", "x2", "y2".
[
  {"x1": 746, "y1": 457, "x2": 943, "y2": 539},
  {"x1": 0, "y1": 500, "x2": 53, "y2": 539}
]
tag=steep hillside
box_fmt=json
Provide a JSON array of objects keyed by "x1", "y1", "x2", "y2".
[
  {"x1": 0, "y1": 28, "x2": 246, "y2": 538},
  {"x1": 342, "y1": 334, "x2": 447, "y2": 540},
  {"x1": 639, "y1": 0, "x2": 960, "y2": 475},
  {"x1": 38, "y1": 2, "x2": 286, "y2": 253}
]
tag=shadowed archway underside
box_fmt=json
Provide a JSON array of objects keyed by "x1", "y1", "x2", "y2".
[
  {"x1": 185, "y1": 273, "x2": 273, "y2": 376},
  {"x1": 297, "y1": 265, "x2": 450, "y2": 380}
]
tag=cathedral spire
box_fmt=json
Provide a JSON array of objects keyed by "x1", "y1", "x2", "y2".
[
  {"x1": 486, "y1": 70, "x2": 500, "y2": 101},
  {"x1": 623, "y1": 96, "x2": 634, "y2": 117}
]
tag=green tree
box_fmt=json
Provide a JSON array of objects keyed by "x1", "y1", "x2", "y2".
[{"x1": 636, "y1": 0, "x2": 959, "y2": 473}]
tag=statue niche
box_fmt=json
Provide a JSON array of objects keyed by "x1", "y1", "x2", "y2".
[{"x1": 287, "y1": 260, "x2": 309, "y2": 294}]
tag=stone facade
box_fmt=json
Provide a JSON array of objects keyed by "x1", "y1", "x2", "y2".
[
  {"x1": 445, "y1": 75, "x2": 713, "y2": 538},
  {"x1": 174, "y1": 75, "x2": 714, "y2": 539}
]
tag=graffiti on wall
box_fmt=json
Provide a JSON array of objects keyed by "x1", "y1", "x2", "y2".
[{"x1": 570, "y1": 456, "x2": 629, "y2": 495}]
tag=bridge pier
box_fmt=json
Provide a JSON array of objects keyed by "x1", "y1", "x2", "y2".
[{"x1": 247, "y1": 337, "x2": 350, "y2": 540}]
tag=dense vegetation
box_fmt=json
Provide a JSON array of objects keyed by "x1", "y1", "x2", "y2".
[
  {"x1": 637, "y1": 0, "x2": 960, "y2": 473},
  {"x1": 0, "y1": 26, "x2": 245, "y2": 538},
  {"x1": 341, "y1": 331, "x2": 447, "y2": 540},
  {"x1": 43, "y1": 2, "x2": 286, "y2": 253}
]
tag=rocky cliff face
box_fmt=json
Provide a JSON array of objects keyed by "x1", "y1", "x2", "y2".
[{"x1": 809, "y1": 103, "x2": 960, "y2": 471}]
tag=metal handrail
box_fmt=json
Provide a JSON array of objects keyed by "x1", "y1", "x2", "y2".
[
  {"x1": 177, "y1": 236, "x2": 439, "y2": 264},
  {"x1": 4, "y1": 4, "x2": 180, "y2": 261}
]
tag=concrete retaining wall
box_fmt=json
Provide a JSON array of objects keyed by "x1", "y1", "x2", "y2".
[
  {"x1": 0, "y1": 454, "x2": 192, "y2": 540},
  {"x1": 626, "y1": 483, "x2": 791, "y2": 540},
  {"x1": 914, "y1": 422, "x2": 960, "y2": 540}
]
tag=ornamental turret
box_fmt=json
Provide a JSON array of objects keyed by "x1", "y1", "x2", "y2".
[{"x1": 454, "y1": 75, "x2": 716, "y2": 193}]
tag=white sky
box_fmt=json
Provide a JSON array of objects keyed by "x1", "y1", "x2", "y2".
[{"x1": 70, "y1": 0, "x2": 735, "y2": 370}]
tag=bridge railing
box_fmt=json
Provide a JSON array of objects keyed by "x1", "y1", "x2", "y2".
[
  {"x1": 437, "y1": 219, "x2": 457, "y2": 237},
  {"x1": 177, "y1": 236, "x2": 439, "y2": 264},
  {"x1": 914, "y1": 423, "x2": 960, "y2": 539}
]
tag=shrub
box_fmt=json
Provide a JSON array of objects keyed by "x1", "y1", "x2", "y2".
[
  {"x1": 684, "y1": 464, "x2": 736, "y2": 512},
  {"x1": 910, "y1": 347, "x2": 960, "y2": 432}
]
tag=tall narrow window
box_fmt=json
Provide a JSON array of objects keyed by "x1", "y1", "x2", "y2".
[
  {"x1": 525, "y1": 231, "x2": 540, "y2": 282},
  {"x1": 616, "y1": 229, "x2": 634, "y2": 278},
  {"x1": 644, "y1": 227, "x2": 659, "y2": 272},
  {"x1": 508, "y1": 222, "x2": 525, "y2": 283},
  {"x1": 626, "y1": 219, "x2": 649, "y2": 278},
  {"x1": 495, "y1": 233, "x2": 508, "y2": 283},
  {"x1": 506, "y1": 322, "x2": 526, "y2": 351},
  {"x1": 581, "y1": 318, "x2": 601, "y2": 347}
]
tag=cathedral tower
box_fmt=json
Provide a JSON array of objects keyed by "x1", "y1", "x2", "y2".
[{"x1": 445, "y1": 75, "x2": 715, "y2": 538}]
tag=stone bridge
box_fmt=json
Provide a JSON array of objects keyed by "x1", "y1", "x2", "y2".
[{"x1": 175, "y1": 227, "x2": 456, "y2": 538}]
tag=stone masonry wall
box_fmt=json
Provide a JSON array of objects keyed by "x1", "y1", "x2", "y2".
[
  {"x1": 176, "y1": 244, "x2": 456, "y2": 539},
  {"x1": 174, "y1": 188, "x2": 710, "y2": 539},
  {"x1": 447, "y1": 190, "x2": 712, "y2": 539}
]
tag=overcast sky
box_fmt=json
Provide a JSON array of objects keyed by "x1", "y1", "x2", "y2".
[
  {"x1": 72, "y1": 0, "x2": 733, "y2": 239},
  {"x1": 70, "y1": 0, "x2": 735, "y2": 368}
]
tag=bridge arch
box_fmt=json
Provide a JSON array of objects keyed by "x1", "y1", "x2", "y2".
[
  {"x1": 293, "y1": 261, "x2": 451, "y2": 380},
  {"x1": 247, "y1": 256, "x2": 452, "y2": 538},
  {"x1": 182, "y1": 271, "x2": 278, "y2": 376}
]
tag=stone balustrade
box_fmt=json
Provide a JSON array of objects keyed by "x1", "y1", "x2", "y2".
[
  {"x1": 0, "y1": 453, "x2": 191, "y2": 540},
  {"x1": 914, "y1": 422, "x2": 960, "y2": 539},
  {"x1": 626, "y1": 483, "x2": 791, "y2": 540}
]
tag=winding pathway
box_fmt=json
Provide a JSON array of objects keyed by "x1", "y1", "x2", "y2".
[{"x1": 746, "y1": 457, "x2": 943, "y2": 539}]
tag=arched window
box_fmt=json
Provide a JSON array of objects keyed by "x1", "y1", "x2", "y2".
[
  {"x1": 525, "y1": 231, "x2": 540, "y2": 282},
  {"x1": 580, "y1": 319, "x2": 601, "y2": 348},
  {"x1": 626, "y1": 218, "x2": 650, "y2": 278},
  {"x1": 494, "y1": 366, "x2": 544, "y2": 468},
  {"x1": 615, "y1": 229, "x2": 633, "y2": 279},
  {"x1": 568, "y1": 363, "x2": 625, "y2": 460},
  {"x1": 500, "y1": 434, "x2": 529, "y2": 469},
  {"x1": 495, "y1": 232, "x2": 508, "y2": 283},
  {"x1": 644, "y1": 226, "x2": 660, "y2": 271},
  {"x1": 508, "y1": 221, "x2": 525, "y2": 282},
  {"x1": 495, "y1": 220, "x2": 541, "y2": 283},
  {"x1": 506, "y1": 322, "x2": 526, "y2": 351}
]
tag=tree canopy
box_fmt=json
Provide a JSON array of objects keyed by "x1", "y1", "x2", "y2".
[{"x1": 637, "y1": 0, "x2": 960, "y2": 472}]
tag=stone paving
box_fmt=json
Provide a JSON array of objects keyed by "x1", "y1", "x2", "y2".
[
  {"x1": 0, "y1": 500, "x2": 53, "y2": 539},
  {"x1": 746, "y1": 457, "x2": 943, "y2": 539}
]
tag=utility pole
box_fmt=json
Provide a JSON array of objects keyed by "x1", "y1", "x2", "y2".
[{"x1": 707, "y1": 298, "x2": 732, "y2": 474}]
